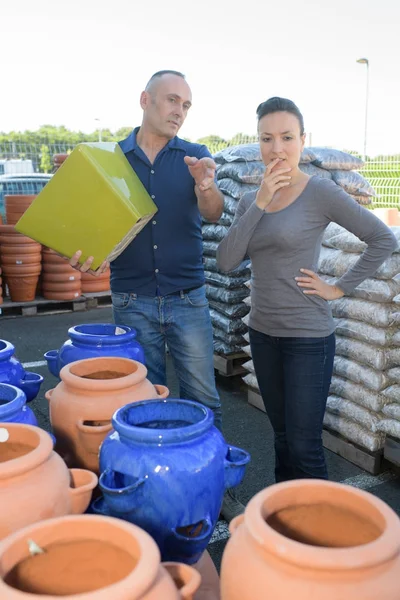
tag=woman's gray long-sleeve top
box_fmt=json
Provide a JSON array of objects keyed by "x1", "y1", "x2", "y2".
[{"x1": 216, "y1": 176, "x2": 398, "y2": 337}]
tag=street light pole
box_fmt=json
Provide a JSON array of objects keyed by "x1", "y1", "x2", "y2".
[
  {"x1": 356, "y1": 57, "x2": 369, "y2": 161},
  {"x1": 95, "y1": 118, "x2": 102, "y2": 143}
]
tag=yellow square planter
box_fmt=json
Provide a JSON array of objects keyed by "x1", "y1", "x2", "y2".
[{"x1": 15, "y1": 142, "x2": 157, "y2": 270}]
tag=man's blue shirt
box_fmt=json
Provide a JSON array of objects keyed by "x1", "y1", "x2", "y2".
[{"x1": 111, "y1": 128, "x2": 211, "y2": 296}]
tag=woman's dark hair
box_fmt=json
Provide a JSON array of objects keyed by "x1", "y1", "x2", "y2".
[{"x1": 256, "y1": 97, "x2": 305, "y2": 135}]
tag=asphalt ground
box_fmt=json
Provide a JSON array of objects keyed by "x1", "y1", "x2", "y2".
[{"x1": 2, "y1": 306, "x2": 399, "y2": 571}]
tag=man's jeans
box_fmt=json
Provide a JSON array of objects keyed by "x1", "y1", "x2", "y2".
[
  {"x1": 112, "y1": 285, "x2": 222, "y2": 431},
  {"x1": 249, "y1": 327, "x2": 336, "y2": 482}
]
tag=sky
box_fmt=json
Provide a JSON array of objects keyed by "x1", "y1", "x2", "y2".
[{"x1": 2, "y1": 0, "x2": 400, "y2": 157}]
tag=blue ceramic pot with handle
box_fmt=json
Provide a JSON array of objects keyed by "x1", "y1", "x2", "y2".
[
  {"x1": 92, "y1": 398, "x2": 250, "y2": 564},
  {"x1": 0, "y1": 383, "x2": 38, "y2": 426},
  {"x1": 0, "y1": 340, "x2": 43, "y2": 402},
  {"x1": 44, "y1": 323, "x2": 145, "y2": 379}
]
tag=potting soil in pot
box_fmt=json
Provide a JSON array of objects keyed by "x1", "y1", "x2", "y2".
[
  {"x1": 4, "y1": 539, "x2": 137, "y2": 595},
  {"x1": 266, "y1": 503, "x2": 382, "y2": 547},
  {"x1": 82, "y1": 370, "x2": 126, "y2": 380},
  {"x1": 0, "y1": 442, "x2": 34, "y2": 462}
]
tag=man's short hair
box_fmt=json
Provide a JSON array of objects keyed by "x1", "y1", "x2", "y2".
[{"x1": 145, "y1": 70, "x2": 186, "y2": 91}]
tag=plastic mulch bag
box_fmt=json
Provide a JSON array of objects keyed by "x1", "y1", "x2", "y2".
[
  {"x1": 309, "y1": 147, "x2": 364, "y2": 171},
  {"x1": 335, "y1": 335, "x2": 400, "y2": 371},
  {"x1": 213, "y1": 326, "x2": 247, "y2": 347},
  {"x1": 223, "y1": 194, "x2": 239, "y2": 216},
  {"x1": 202, "y1": 241, "x2": 219, "y2": 256},
  {"x1": 382, "y1": 402, "x2": 400, "y2": 420},
  {"x1": 326, "y1": 395, "x2": 381, "y2": 432},
  {"x1": 381, "y1": 385, "x2": 400, "y2": 404},
  {"x1": 214, "y1": 339, "x2": 243, "y2": 355},
  {"x1": 217, "y1": 178, "x2": 259, "y2": 200},
  {"x1": 333, "y1": 356, "x2": 389, "y2": 392},
  {"x1": 214, "y1": 143, "x2": 261, "y2": 164},
  {"x1": 378, "y1": 418, "x2": 400, "y2": 439},
  {"x1": 333, "y1": 317, "x2": 398, "y2": 347},
  {"x1": 205, "y1": 270, "x2": 251, "y2": 289},
  {"x1": 209, "y1": 299, "x2": 250, "y2": 319},
  {"x1": 203, "y1": 256, "x2": 251, "y2": 276},
  {"x1": 323, "y1": 411, "x2": 385, "y2": 452},
  {"x1": 330, "y1": 297, "x2": 400, "y2": 328},
  {"x1": 210, "y1": 308, "x2": 248, "y2": 335},
  {"x1": 217, "y1": 161, "x2": 265, "y2": 184},
  {"x1": 330, "y1": 170, "x2": 376, "y2": 197},
  {"x1": 319, "y1": 246, "x2": 400, "y2": 281},
  {"x1": 206, "y1": 284, "x2": 250, "y2": 304},
  {"x1": 329, "y1": 375, "x2": 386, "y2": 413},
  {"x1": 388, "y1": 367, "x2": 400, "y2": 385},
  {"x1": 202, "y1": 224, "x2": 229, "y2": 242},
  {"x1": 299, "y1": 163, "x2": 333, "y2": 179}
]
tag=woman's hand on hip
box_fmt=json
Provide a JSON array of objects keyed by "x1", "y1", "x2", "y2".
[
  {"x1": 295, "y1": 269, "x2": 345, "y2": 300},
  {"x1": 255, "y1": 158, "x2": 292, "y2": 211}
]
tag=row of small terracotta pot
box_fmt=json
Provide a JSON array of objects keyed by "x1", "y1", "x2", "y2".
[{"x1": 0, "y1": 226, "x2": 110, "y2": 302}]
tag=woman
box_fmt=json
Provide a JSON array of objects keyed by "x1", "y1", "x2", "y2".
[{"x1": 217, "y1": 97, "x2": 397, "y2": 482}]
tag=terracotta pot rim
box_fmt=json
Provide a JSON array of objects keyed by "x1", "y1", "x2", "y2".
[
  {"x1": 0, "y1": 514, "x2": 161, "y2": 598},
  {"x1": 245, "y1": 479, "x2": 400, "y2": 571},
  {"x1": 162, "y1": 561, "x2": 202, "y2": 596},
  {"x1": 0, "y1": 423, "x2": 53, "y2": 480},
  {"x1": 59, "y1": 357, "x2": 149, "y2": 391}
]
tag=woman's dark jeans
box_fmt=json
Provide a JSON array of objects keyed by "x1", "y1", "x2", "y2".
[{"x1": 249, "y1": 327, "x2": 336, "y2": 482}]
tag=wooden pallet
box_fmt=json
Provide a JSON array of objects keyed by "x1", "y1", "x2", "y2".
[
  {"x1": 322, "y1": 427, "x2": 384, "y2": 475},
  {"x1": 213, "y1": 351, "x2": 247, "y2": 377},
  {"x1": 384, "y1": 435, "x2": 400, "y2": 468},
  {"x1": 83, "y1": 291, "x2": 112, "y2": 309},
  {"x1": 0, "y1": 295, "x2": 86, "y2": 318},
  {"x1": 246, "y1": 386, "x2": 384, "y2": 474}
]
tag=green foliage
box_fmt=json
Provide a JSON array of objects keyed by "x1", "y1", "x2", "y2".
[{"x1": 40, "y1": 144, "x2": 52, "y2": 173}]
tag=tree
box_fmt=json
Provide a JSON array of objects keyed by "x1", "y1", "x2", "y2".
[{"x1": 40, "y1": 144, "x2": 52, "y2": 173}]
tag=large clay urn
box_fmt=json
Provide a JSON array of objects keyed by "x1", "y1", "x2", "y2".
[
  {"x1": 46, "y1": 356, "x2": 169, "y2": 473},
  {"x1": 0, "y1": 515, "x2": 204, "y2": 599},
  {"x1": 220, "y1": 479, "x2": 400, "y2": 599},
  {"x1": 0, "y1": 423, "x2": 97, "y2": 540}
]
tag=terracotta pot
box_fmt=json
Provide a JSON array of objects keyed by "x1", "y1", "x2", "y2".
[
  {"x1": 42, "y1": 261, "x2": 77, "y2": 275},
  {"x1": 46, "y1": 357, "x2": 169, "y2": 473},
  {"x1": 220, "y1": 479, "x2": 400, "y2": 599},
  {"x1": 41, "y1": 271, "x2": 81, "y2": 283},
  {"x1": 1, "y1": 254, "x2": 41, "y2": 266},
  {"x1": 41, "y1": 290, "x2": 82, "y2": 301},
  {"x1": 42, "y1": 248, "x2": 70, "y2": 265},
  {"x1": 0, "y1": 423, "x2": 97, "y2": 540},
  {"x1": 0, "y1": 515, "x2": 204, "y2": 599},
  {"x1": 41, "y1": 280, "x2": 81, "y2": 292},
  {"x1": 0, "y1": 225, "x2": 37, "y2": 246},
  {"x1": 0, "y1": 243, "x2": 41, "y2": 255}
]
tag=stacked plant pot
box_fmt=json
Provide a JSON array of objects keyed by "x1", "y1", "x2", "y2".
[
  {"x1": 41, "y1": 248, "x2": 82, "y2": 301},
  {"x1": 53, "y1": 153, "x2": 69, "y2": 172},
  {"x1": 0, "y1": 225, "x2": 42, "y2": 302},
  {"x1": 0, "y1": 266, "x2": 3, "y2": 305},
  {"x1": 4, "y1": 195, "x2": 36, "y2": 226},
  {"x1": 81, "y1": 267, "x2": 111, "y2": 293}
]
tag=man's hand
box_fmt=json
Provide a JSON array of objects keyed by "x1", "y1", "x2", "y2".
[
  {"x1": 184, "y1": 156, "x2": 216, "y2": 192},
  {"x1": 69, "y1": 250, "x2": 109, "y2": 276},
  {"x1": 295, "y1": 269, "x2": 345, "y2": 300}
]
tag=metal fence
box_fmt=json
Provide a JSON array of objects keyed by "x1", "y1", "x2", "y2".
[{"x1": 1, "y1": 140, "x2": 399, "y2": 209}]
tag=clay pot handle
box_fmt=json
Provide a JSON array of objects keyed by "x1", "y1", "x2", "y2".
[
  {"x1": 229, "y1": 514, "x2": 244, "y2": 535},
  {"x1": 68, "y1": 468, "x2": 98, "y2": 514},
  {"x1": 154, "y1": 384, "x2": 169, "y2": 399},
  {"x1": 162, "y1": 562, "x2": 201, "y2": 600},
  {"x1": 45, "y1": 389, "x2": 53, "y2": 404}
]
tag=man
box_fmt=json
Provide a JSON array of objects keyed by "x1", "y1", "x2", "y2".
[{"x1": 70, "y1": 70, "x2": 244, "y2": 521}]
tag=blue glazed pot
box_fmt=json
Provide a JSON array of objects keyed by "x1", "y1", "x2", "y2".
[
  {"x1": 0, "y1": 383, "x2": 38, "y2": 426},
  {"x1": 44, "y1": 323, "x2": 146, "y2": 379},
  {"x1": 0, "y1": 340, "x2": 43, "y2": 403},
  {"x1": 92, "y1": 398, "x2": 250, "y2": 564}
]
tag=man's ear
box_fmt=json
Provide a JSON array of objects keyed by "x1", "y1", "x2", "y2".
[{"x1": 140, "y1": 91, "x2": 149, "y2": 110}]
